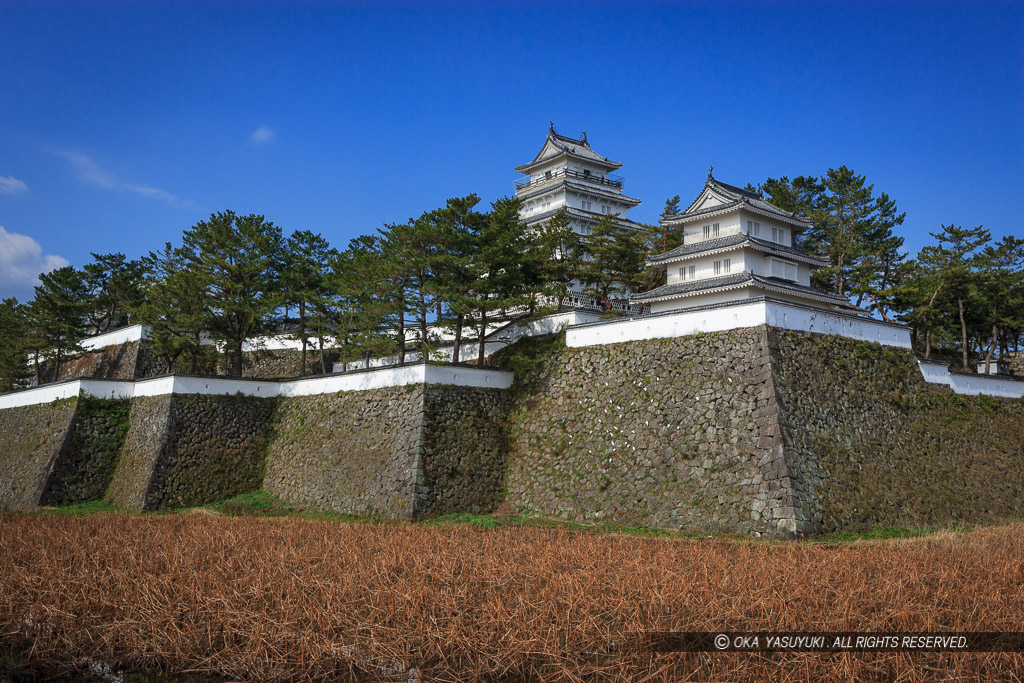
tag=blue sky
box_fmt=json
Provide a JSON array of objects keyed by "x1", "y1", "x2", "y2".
[{"x1": 1, "y1": 0, "x2": 1021, "y2": 301}]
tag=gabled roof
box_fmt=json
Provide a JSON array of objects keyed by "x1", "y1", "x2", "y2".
[
  {"x1": 662, "y1": 172, "x2": 812, "y2": 229},
  {"x1": 630, "y1": 272, "x2": 854, "y2": 309},
  {"x1": 516, "y1": 178, "x2": 641, "y2": 207},
  {"x1": 515, "y1": 125, "x2": 622, "y2": 174},
  {"x1": 520, "y1": 206, "x2": 646, "y2": 233},
  {"x1": 646, "y1": 233, "x2": 830, "y2": 267}
]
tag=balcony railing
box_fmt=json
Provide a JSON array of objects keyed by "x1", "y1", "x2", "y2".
[{"x1": 515, "y1": 167, "x2": 624, "y2": 192}]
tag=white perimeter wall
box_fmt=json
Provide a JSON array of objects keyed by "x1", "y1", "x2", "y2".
[
  {"x1": 0, "y1": 364, "x2": 513, "y2": 410},
  {"x1": 564, "y1": 299, "x2": 1024, "y2": 399},
  {"x1": 567, "y1": 299, "x2": 912, "y2": 349},
  {"x1": 916, "y1": 359, "x2": 1024, "y2": 399},
  {"x1": 335, "y1": 310, "x2": 601, "y2": 373}
]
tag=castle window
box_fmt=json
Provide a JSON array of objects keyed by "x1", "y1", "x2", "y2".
[
  {"x1": 772, "y1": 227, "x2": 785, "y2": 244},
  {"x1": 545, "y1": 170, "x2": 552, "y2": 179},
  {"x1": 679, "y1": 265, "x2": 696, "y2": 281},
  {"x1": 770, "y1": 258, "x2": 797, "y2": 281},
  {"x1": 714, "y1": 260, "x2": 722, "y2": 275},
  {"x1": 748, "y1": 221, "x2": 760, "y2": 237},
  {"x1": 723, "y1": 258, "x2": 731, "y2": 273},
  {"x1": 703, "y1": 223, "x2": 719, "y2": 239},
  {"x1": 582, "y1": 200, "x2": 592, "y2": 211}
]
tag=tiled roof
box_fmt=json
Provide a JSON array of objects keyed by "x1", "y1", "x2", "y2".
[
  {"x1": 516, "y1": 178, "x2": 641, "y2": 207},
  {"x1": 515, "y1": 128, "x2": 622, "y2": 173},
  {"x1": 646, "y1": 234, "x2": 830, "y2": 266},
  {"x1": 520, "y1": 206, "x2": 646, "y2": 233},
  {"x1": 631, "y1": 271, "x2": 851, "y2": 306},
  {"x1": 665, "y1": 176, "x2": 812, "y2": 227}
]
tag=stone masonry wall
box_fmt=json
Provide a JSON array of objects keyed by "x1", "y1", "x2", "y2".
[
  {"x1": 47, "y1": 342, "x2": 141, "y2": 382},
  {"x1": 145, "y1": 395, "x2": 276, "y2": 509},
  {"x1": 497, "y1": 331, "x2": 797, "y2": 536},
  {"x1": 264, "y1": 387, "x2": 424, "y2": 517},
  {"x1": 40, "y1": 398, "x2": 131, "y2": 506},
  {"x1": 234, "y1": 348, "x2": 343, "y2": 378},
  {"x1": 769, "y1": 329, "x2": 1024, "y2": 533},
  {"x1": 105, "y1": 396, "x2": 174, "y2": 510},
  {"x1": 417, "y1": 386, "x2": 510, "y2": 516},
  {"x1": 0, "y1": 399, "x2": 78, "y2": 510}
]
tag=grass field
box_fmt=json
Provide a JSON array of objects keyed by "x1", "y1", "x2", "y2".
[{"x1": 2, "y1": 511, "x2": 1023, "y2": 681}]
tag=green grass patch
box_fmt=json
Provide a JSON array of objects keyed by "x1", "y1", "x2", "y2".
[
  {"x1": 807, "y1": 522, "x2": 972, "y2": 543},
  {"x1": 213, "y1": 489, "x2": 296, "y2": 517},
  {"x1": 42, "y1": 499, "x2": 124, "y2": 515}
]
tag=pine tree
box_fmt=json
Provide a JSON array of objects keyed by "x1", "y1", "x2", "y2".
[
  {"x1": 328, "y1": 235, "x2": 398, "y2": 369},
  {"x1": 281, "y1": 230, "x2": 337, "y2": 375},
  {"x1": 28, "y1": 265, "x2": 90, "y2": 381},
  {"x1": 180, "y1": 211, "x2": 284, "y2": 377},
  {"x1": 975, "y1": 235, "x2": 1024, "y2": 372},
  {"x1": 0, "y1": 298, "x2": 30, "y2": 391},
  {"x1": 527, "y1": 208, "x2": 582, "y2": 307},
  {"x1": 430, "y1": 195, "x2": 486, "y2": 364},
  {"x1": 137, "y1": 243, "x2": 210, "y2": 373},
  {"x1": 82, "y1": 252, "x2": 149, "y2": 334},
  {"x1": 578, "y1": 215, "x2": 648, "y2": 312}
]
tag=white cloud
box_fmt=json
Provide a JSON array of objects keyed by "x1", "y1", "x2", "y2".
[
  {"x1": 0, "y1": 176, "x2": 28, "y2": 195},
  {"x1": 250, "y1": 126, "x2": 275, "y2": 144},
  {"x1": 52, "y1": 149, "x2": 181, "y2": 204},
  {"x1": 0, "y1": 226, "x2": 70, "y2": 301}
]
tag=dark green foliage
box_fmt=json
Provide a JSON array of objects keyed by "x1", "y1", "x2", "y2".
[
  {"x1": 760, "y1": 168, "x2": 907, "y2": 315},
  {"x1": 280, "y1": 230, "x2": 337, "y2": 375},
  {"x1": 82, "y1": 252, "x2": 149, "y2": 334},
  {"x1": 28, "y1": 265, "x2": 91, "y2": 382},
  {"x1": 0, "y1": 298, "x2": 31, "y2": 391},
  {"x1": 181, "y1": 211, "x2": 285, "y2": 377},
  {"x1": 578, "y1": 214, "x2": 648, "y2": 311},
  {"x1": 137, "y1": 242, "x2": 209, "y2": 373}
]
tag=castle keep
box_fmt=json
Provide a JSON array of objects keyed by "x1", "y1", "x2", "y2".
[{"x1": 2, "y1": 132, "x2": 1023, "y2": 537}]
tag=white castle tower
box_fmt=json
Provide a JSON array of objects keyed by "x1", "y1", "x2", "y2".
[
  {"x1": 514, "y1": 124, "x2": 644, "y2": 238},
  {"x1": 633, "y1": 170, "x2": 858, "y2": 315}
]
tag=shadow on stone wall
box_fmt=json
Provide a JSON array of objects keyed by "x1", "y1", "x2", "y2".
[{"x1": 769, "y1": 328, "x2": 1024, "y2": 533}]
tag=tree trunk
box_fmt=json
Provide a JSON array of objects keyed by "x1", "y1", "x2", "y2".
[
  {"x1": 232, "y1": 347, "x2": 243, "y2": 377},
  {"x1": 984, "y1": 323, "x2": 998, "y2": 374},
  {"x1": 924, "y1": 327, "x2": 932, "y2": 360},
  {"x1": 319, "y1": 335, "x2": 326, "y2": 375},
  {"x1": 398, "y1": 315, "x2": 406, "y2": 364},
  {"x1": 477, "y1": 309, "x2": 487, "y2": 368},
  {"x1": 834, "y1": 253, "x2": 845, "y2": 296},
  {"x1": 452, "y1": 313, "x2": 464, "y2": 365},
  {"x1": 299, "y1": 301, "x2": 307, "y2": 377},
  {"x1": 958, "y1": 297, "x2": 969, "y2": 371}
]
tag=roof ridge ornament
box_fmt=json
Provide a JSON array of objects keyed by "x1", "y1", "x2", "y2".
[
  {"x1": 708, "y1": 165, "x2": 714, "y2": 181},
  {"x1": 581, "y1": 131, "x2": 588, "y2": 145},
  {"x1": 549, "y1": 121, "x2": 556, "y2": 134}
]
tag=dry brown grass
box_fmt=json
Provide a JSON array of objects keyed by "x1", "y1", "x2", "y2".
[{"x1": 2, "y1": 514, "x2": 1023, "y2": 681}]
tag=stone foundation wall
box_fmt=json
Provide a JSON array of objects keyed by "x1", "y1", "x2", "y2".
[
  {"x1": 46, "y1": 342, "x2": 141, "y2": 381},
  {"x1": 103, "y1": 395, "x2": 277, "y2": 511},
  {"x1": 40, "y1": 398, "x2": 131, "y2": 506},
  {"x1": 498, "y1": 332, "x2": 796, "y2": 536},
  {"x1": 417, "y1": 386, "x2": 510, "y2": 516},
  {"x1": 0, "y1": 399, "x2": 78, "y2": 510},
  {"x1": 105, "y1": 396, "x2": 174, "y2": 510},
  {"x1": 263, "y1": 388, "x2": 424, "y2": 517},
  {"x1": 769, "y1": 329, "x2": 1024, "y2": 533},
  {"x1": 234, "y1": 347, "x2": 343, "y2": 378}
]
